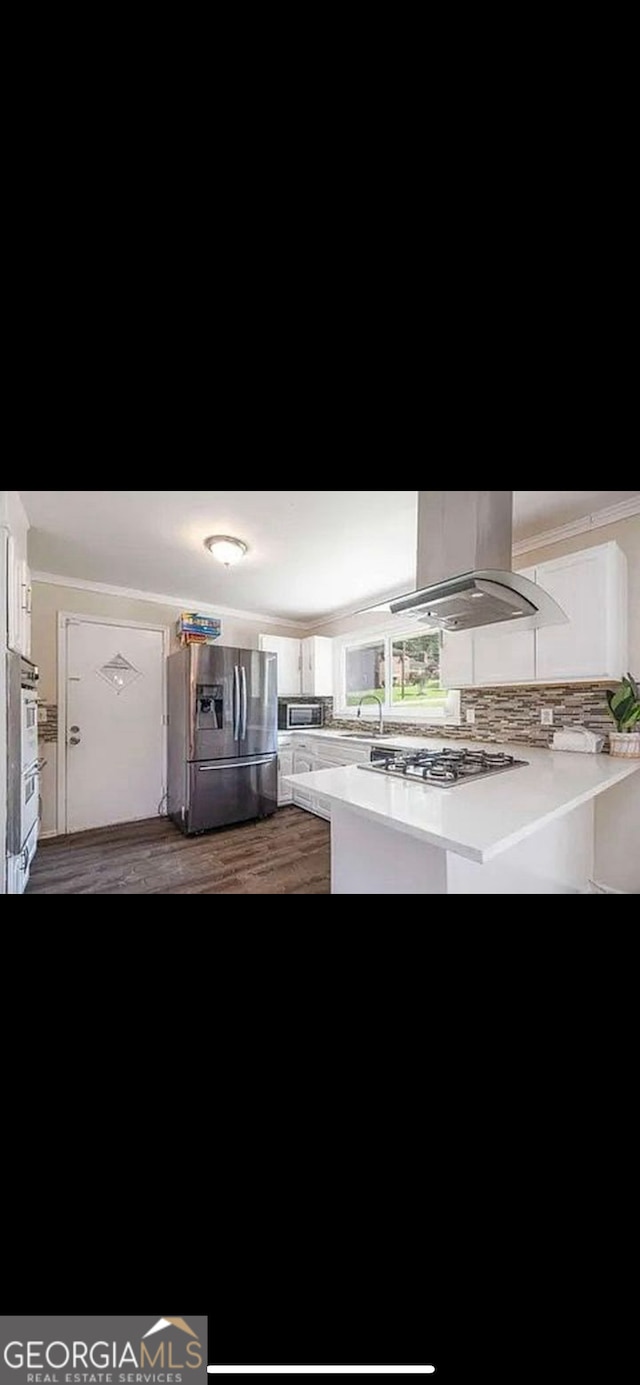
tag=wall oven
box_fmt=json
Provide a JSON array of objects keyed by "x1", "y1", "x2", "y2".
[
  {"x1": 278, "y1": 702, "x2": 324, "y2": 730},
  {"x1": 21, "y1": 762, "x2": 39, "y2": 847},
  {"x1": 22, "y1": 688, "x2": 38, "y2": 771}
]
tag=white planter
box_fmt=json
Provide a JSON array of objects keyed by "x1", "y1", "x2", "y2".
[{"x1": 609, "y1": 731, "x2": 640, "y2": 758}]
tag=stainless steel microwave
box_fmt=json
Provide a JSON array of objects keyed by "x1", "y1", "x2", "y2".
[{"x1": 279, "y1": 702, "x2": 324, "y2": 730}]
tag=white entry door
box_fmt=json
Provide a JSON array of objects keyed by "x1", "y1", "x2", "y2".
[{"x1": 64, "y1": 617, "x2": 166, "y2": 833}]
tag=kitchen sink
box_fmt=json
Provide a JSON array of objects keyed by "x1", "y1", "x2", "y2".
[{"x1": 335, "y1": 731, "x2": 388, "y2": 739}]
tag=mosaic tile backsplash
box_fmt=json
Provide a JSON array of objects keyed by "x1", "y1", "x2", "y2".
[
  {"x1": 327, "y1": 683, "x2": 619, "y2": 749},
  {"x1": 37, "y1": 702, "x2": 58, "y2": 744},
  {"x1": 42, "y1": 685, "x2": 618, "y2": 748}
]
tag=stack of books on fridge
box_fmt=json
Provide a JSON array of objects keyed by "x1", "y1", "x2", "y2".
[{"x1": 176, "y1": 612, "x2": 222, "y2": 645}]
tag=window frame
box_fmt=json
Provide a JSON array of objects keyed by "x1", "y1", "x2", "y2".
[{"x1": 335, "y1": 624, "x2": 461, "y2": 725}]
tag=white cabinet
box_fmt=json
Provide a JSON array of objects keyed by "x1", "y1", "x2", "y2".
[
  {"x1": 287, "y1": 735, "x2": 371, "y2": 820},
  {"x1": 301, "y1": 636, "x2": 333, "y2": 696},
  {"x1": 18, "y1": 557, "x2": 32, "y2": 657},
  {"x1": 473, "y1": 567, "x2": 536, "y2": 686},
  {"x1": 535, "y1": 543, "x2": 627, "y2": 682},
  {"x1": 277, "y1": 747, "x2": 294, "y2": 805},
  {"x1": 292, "y1": 746, "x2": 315, "y2": 776},
  {"x1": 3, "y1": 492, "x2": 31, "y2": 657},
  {"x1": 7, "y1": 532, "x2": 20, "y2": 651},
  {"x1": 473, "y1": 624, "x2": 535, "y2": 685},
  {"x1": 260, "y1": 633, "x2": 334, "y2": 697},
  {"x1": 290, "y1": 743, "x2": 317, "y2": 814},
  {"x1": 440, "y1": 546, "x2": 627, "y2": 688},
  {"x1": 440, "y1": 629, "x2": 474, "y2": 688},
  {"x1": 258, "y1": 635, "x2": 301, "y2": 696}
]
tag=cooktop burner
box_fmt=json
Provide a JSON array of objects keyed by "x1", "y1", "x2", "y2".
[{"x1": 358, "y1": 746, "x2": 528, "y2": 787}]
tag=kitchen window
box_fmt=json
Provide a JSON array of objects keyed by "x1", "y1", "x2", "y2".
[{"x1": 339, "y1": 629, "x2": 460, "y2": 724}]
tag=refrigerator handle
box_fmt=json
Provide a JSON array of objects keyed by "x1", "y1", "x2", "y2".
[
  {"x1": 241, "y1": 665, "x2": 248, "y2": 740},
  {"x1": 198, "y1": 755, "x2": 275, "y2": 772},
  {"x1": 233, "y1": 666, "x2": 240, "y2": 740}
]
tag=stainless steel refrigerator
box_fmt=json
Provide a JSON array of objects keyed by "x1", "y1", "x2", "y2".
[{"x1": 167, "y1": 645, "x2": 278, "y2": 835}]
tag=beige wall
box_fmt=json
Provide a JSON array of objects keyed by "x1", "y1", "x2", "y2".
[{"x1": 31, "y1": 581, "x2": 303, "y2": 703}]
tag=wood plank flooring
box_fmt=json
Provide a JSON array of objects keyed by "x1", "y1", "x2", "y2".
[{"x1": 26, "y1": 807, "x2": 331, "y2": 895}]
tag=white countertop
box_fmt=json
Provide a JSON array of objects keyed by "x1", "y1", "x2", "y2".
[
  {"x1": 285, "y1": 739, "x2": 640, "y2": 864},
  {"x1": 278, "y1": 729, "x2": 456, "y2": 746}
]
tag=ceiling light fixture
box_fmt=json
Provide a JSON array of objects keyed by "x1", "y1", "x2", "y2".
[{"x1": 204, "y1": 535, "x2": 248, "y2": 567}]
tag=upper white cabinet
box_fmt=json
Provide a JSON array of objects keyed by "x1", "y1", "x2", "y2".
[
  {"x1": 2, "y1": 490, "x2": 31, "y2": 657},
  {"x1": 258, "y1": 635, "x2": 302, "y2": 696},
  {"x1": 472, "y1": 567, "x2": 536, "y2": 686},
  {"x1": 259, "y1": 633, "x2": 333, "y2": 697},
  {"x1": 440, "y1": 629, "x2": 474, "y2": 688},
  {"x1": 438, "y1": 544, "x2": 627, "y2": 687},
  {"x1": 535, "y1": 543, "x2": 627, "y2": 682},
  {"x1": 301, "y1": 636, "x2": 333, "y2": 696}
]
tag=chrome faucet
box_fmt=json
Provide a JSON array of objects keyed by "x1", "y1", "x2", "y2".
[{"x1": 356, "y1": 693, "x2": 384, "y2": 736}]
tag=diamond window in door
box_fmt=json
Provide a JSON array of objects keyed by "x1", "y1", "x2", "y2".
[{"x1": 96, "y1": 652, "x2": 142, "y2": 695}]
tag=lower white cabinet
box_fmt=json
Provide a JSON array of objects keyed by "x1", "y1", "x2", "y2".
[
  {"x1": 290, "y1": 746, "x2": 317, "y2": 814},
  {"x1": 277, "y1": 748, "x2": 294, "y2": 805},
  {"x1": 286, "y1": 736, "x2": 371, "y2": 820},
  {"x1": 292, "y1": 747, "x2": 315, "y2": 775}
]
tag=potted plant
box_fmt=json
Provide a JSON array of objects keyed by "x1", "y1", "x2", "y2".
[{"x1": 606, "y1": 672, "x2": 640, "y2": 757}]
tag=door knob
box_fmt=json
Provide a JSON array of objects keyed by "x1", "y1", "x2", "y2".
[{"x1": 69, "y1": 736, "x2": 81, "y2": 746}]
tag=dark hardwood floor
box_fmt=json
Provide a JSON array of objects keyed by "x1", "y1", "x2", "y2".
[{"x1": 26, "y1": 807, "x2": 331, "y2": 895}]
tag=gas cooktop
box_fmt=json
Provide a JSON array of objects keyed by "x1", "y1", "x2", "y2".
[{"x1": 358, "y1": 746, "x2": 528, "y2": 787}]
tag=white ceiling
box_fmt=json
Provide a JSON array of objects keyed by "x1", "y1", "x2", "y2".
[{"x1": 20, "y1": 490, "x2": 638, "y2": 624}]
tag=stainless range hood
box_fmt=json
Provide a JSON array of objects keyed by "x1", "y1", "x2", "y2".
[{"x1": 390, "y1": 491, "x2": 567, "y2": 633}]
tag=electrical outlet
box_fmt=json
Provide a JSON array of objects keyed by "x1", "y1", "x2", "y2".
[
  {"x1": 466, "y1": 708, "x2": 476, "y2": 725},
  {"x1": 541, "y1": 708, "x2": 554, "y2": 726},
  {"x1": 38, "y1": 705, "x2": 47, "y2": 724}
]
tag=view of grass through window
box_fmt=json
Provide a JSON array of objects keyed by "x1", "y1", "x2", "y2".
[
  {"x1": 345, "y1": 633, "x2": 444, "y2": 708},
  {"x1": 391, "y1": 633, "x2": 442, "y2": 704}
]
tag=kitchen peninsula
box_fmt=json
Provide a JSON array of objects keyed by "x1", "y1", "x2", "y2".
[{"x1": 286, "y1": 739, "x2": 640, "y2": 894}]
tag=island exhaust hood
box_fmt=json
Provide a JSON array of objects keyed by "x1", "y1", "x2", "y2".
[{"x1": 390, "y1": 491, "x2": 567, "y2": 633}]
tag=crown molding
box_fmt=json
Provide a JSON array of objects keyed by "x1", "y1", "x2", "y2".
[
  {"x1": 30, "y1": 572, "x2": 308, "y2": 629},
  {"x1": 302, "y1": 588, "x2": 412, "y2": 632},
  {"x1": 513, "y1": 495, "x2": 640, "y2": 556}
]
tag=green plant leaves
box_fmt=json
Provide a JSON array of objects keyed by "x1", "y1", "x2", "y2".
[
  {"x1": 626, "y1": 671, "x2": 640, "y2": 701},
  {"x1": 607, "y1": 673, "x2": 640, "y2": 731}
]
